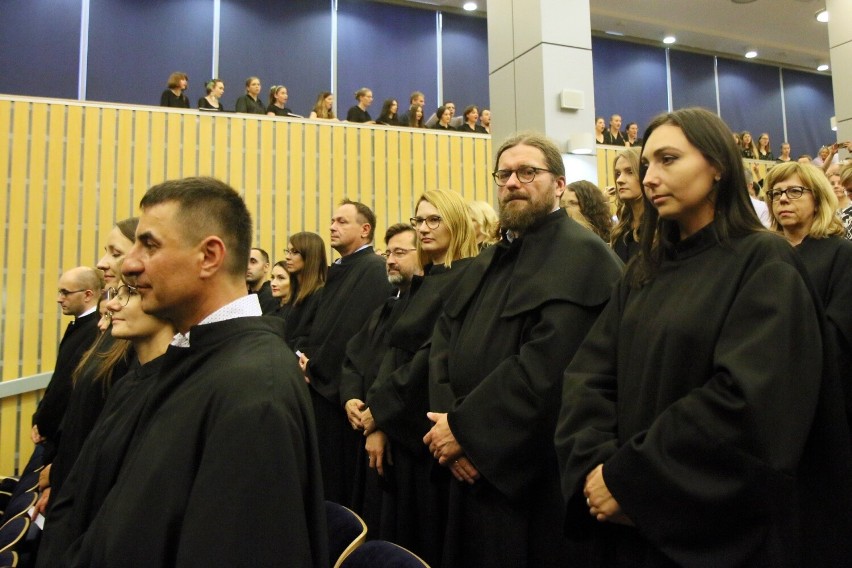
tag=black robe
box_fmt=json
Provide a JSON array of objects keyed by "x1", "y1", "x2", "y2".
[
  {"x1": 304, "y1": 246, "x2": 393, "y2": 504},
  {"x1": 796, "y1": 235, "x2": 852, "y2": 432},
  {"x1": 367, "y1": 260, "x2": 472, "y2": 566},
  {"x1": 251, "y1": 280, "x2": 279, "y2": 314},
  {"x1": 41, "y1": 317, "x2": 328, "y2": 568},
  {"x1": 47, "y1": 332, "x2": 132, "y2": 505},
  {"x1": 338, "y1": 295, "x2": 402, "y2": 532},
  {"x1": 33, "y1": 310, "x2": 100, "y2": 458},
  {"x1": 284, "y1": 289, "x2": 322, "y2": 353},
  {"x1": 37, "y1": 355, "x2": 165, "y2": 568},
  {"x1": 556, "y1": 225, "x2": 852, "y2": 567},
  {"x1": 429, "y1": 211, "x2": 623, "y2": 567}
]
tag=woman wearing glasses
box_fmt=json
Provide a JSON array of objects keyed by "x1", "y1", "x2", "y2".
[
  {"x1": 33, "y1": 218, "x2": 139, "y2": 517},
  {"x1": 360, "y1": 189, "x2": 478, "y2": 565},
  {"x1": 282, "y1": 232, "x2": 328, "y2": 351},
  {"x1": 764, "y1": 162, "x2": 852, "y2": 429},
  {"x1": 610, "y1": 148, "x2": 644, "y2": 262},
  {"x1": 37, "y1": 275, "x2": 176, "y2": 567},
  {"x1": 556, "y1": 108, "x2": 852, "y2": 566}
]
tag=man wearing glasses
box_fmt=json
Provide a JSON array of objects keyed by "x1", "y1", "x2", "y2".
[
  {"x1": 423, "y1": 134, "x2": 623, "y2": 566},
  {"x1": 32, "y1": 267, "x2": 103, "y2": 457}
]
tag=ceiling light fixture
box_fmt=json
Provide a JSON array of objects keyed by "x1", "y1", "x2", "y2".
[
  {"x1": 815, "y1": 9, "x2": 829, "y2": 23},
  {"x1": 745, "y1": 50, "x2": 758, "y2": 59},
  {"x1": 663, "y1": 36, "x2": 676, "y2": 45},
  {"x1": 604, "y1": 30, "x2": 625, "y2": 36},
  {"x1": 817, "y1": 64, "x2": 829, "y2": 72}
]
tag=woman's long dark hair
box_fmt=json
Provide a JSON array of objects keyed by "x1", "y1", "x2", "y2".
[
  {"x1": 288, "y1": 232, "x2": 327, "y2": 306},
  {"x1": 629, "y1": 107, "x2": 763, "y2": 287}
]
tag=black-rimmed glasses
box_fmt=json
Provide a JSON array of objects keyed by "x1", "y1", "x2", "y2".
[
  {"x1": 109, "y1": 285, "x2": 138, "y2": 307},
  {"x1": 381, "y1": 248, "x2": 417, "y2": 259},
  {"x1": 410, "y1": 215, "x2": 442, "y2": 230},
  {"x1": 492, "y1": 166, "x2": 554, "y2": 186},
  {"x1": 58, "y1": 289, "x2": 88, "y2": 298},
  {"x1": 766, "y1": 186, "x2": 811, "y2": 201}
]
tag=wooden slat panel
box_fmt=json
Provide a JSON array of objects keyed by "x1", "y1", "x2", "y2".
[
  {"x1": 80, "y1": 107, "x2": 101, "y2": 263},
  {"x1": 411, "y1": 132, "x2": 425, "y2": 201},
  {"x1": 474, "y1": 138, "x2": 488, "y2": 202},
  {"x1": 399, "y1": 133, "x2": 414, "y2": 219},
  {"x1": 258, "y1": 121, "x2": 274, "y2": 250},
  {"x1": 132, "y1": 110, "x2": 151, "y2": 206},
  {"x1": 289, "y1": 123, "x2": 305, "y2": 235},
  {"x1": 115, "y1": 109, "x2": 134, "y2": 217},
  {"x1": 197, "y1": 114, "x2": 214, "y2": 176},
  {"x1": 98, "y1": 108, "x2": 118, "y2": 248},
  {"x1": 43, "y1": 106, "x2": 65, "y2": 364},
  {"x1": 301, "y1": 123, "x2": 317, "y2": 245},
  {"x1": 436, "y1": 134, "x2": 450, "y2": 190},
  {"x1": 63, "y1": 105, "x2": 83, "y2": 269},
  {"x1": 212, "y1": 115, "x2": 229, "y2": 181},
  {"x1": 424, "y1": 133, "x2": 437, "y2": 192},
  {"x1": 345, "y1": 128, "x2": 359, "y2": 209},
  {"x1": 166, "y1": 112, "x2": 182, "y2": 179},
  {"x1": 149, "y1": 112, "x2": 166, "y2": 186},
  {"x1": 274, "y1": 122, "x2": 289, "y2": 249},
  {"x1": 329, "y1": 126, "x2": 347, "y2": 240},
  {"x1": 227, "y1": 120, "x2": 244, "y2": 192},
  {"x1": 385, "y1": 130, "x2": 400, "y2": 226},
  {"x1": 460, "y1": 137, "x2": 475, "y2": 201},
  {"x1": 18, "y1": 391, "x2": 40, "y2": 470},
  {"x1": 372, "y1": 129, "x2": 387, "y2": 238},
  {"x1": 316, "y1": 124, "x2": 333, "y2": 244},
  {"x1": 449, "y1": 136, "x2": 463, "y2": 192},
  {"x1": 0, "y1": 398, "x2": 17, "y2": 473},
  {"x1": 181, "y1": 113, "x2": 198, "y2": 178},
  {"x1": 243, "y1": 119, "x2": 260, "y2": 229}
]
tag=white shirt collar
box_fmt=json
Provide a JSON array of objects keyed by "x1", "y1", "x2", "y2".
[{"x1": 170, "y1": 294, "x2": 262, "y2": 348}]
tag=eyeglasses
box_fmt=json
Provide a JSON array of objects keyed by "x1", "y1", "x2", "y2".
[
  {"x1": 410, "y1": 216, "x2": 442, "y2": 230},
  {"x1": 58, "y1": 289, "x2": 88, "y2": 298},
  {"x1": 492, "y1": 166, "x2": 554, "y2": 186},
  {"x1": 766, "y1": 186, "x2": 812, "y2": 201},
  {"x1": 284, "y1": 248, "x2": 302, "y2": 257},
  {"x1": 109, "y1": 285, "x2": 138, "y2": 307},
  {"x1": 381, "y1": 248, "x2": 417, "y2": 259}
]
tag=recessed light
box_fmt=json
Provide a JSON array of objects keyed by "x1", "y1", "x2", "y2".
[
  {"x1": 663, "y1": 36, "x2": 676, "y2": 45},
  {"x1": 604, "y1": 30, "x2": 625, "y2": 36},
  {"x1": 816, "y1": 9, "x2": 829, "y2": 23},
  {"x1": 817, "y1": 64, "x2": 830, "y2": 72},
  {"x1": 745, "y1": 51, "x2": 758, "y2": 59},
  {"x1": 462, "y1": 2, "x2": 477, "y2": 10}
]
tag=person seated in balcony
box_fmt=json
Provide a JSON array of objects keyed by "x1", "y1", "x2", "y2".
[
  {"x1": 198, "y1": 79, "x2": 225, "y2": 112},
  {"x1": 346, "y1": 88, "x2": 375, "y2": 123},
  {"x1": 235, "y1": 77, "x2": 265, "y2": 115},
  {"x1": 159, "y1": 72, "x2": 190, "y2": 109}
]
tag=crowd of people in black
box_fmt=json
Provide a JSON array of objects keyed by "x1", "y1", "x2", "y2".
[
  {"x1": 159, "y1": 72, "x2": 491, "y2": 134},
  {"x1": 12, "y1": 107, "x2": 852, "y2": 567}
]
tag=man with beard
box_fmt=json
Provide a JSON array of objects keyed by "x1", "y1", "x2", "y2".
[
  {"x1": 423, "y1": 133, "x2": 623, "y2": 567},
  {"x1": 340, "y1": 223, "x2": 422, "y2": 528}
]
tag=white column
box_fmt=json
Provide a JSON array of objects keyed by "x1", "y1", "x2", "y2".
[{"x1": 827, "y1": 0, "x2": 852, "y2": 152}]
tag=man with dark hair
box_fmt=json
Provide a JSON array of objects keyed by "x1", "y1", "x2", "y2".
[
  {"x1": 399, "y1": 91, "x2": 426, "y2": 124},
  {"x1": 54, "y1": 177, "x2": 327, "y2": 567},
  {"x1": 299, "y1": 199, "x2": 393, "y2": 505},
  {"x1": 423, "y1": 134, "x2": 623, "y2": 566},
  {"x1": 247, "y1": 247, "x2": 277, "y2": 313},
  {"x1": 426, "y1": 101, "x2": 462, "y2": 128},
  {"x1": 32, "y1": 267, "x2": 103, "y2": 459},
  {"x1": 340, "y1": 223, "x2": 422, "y2": 526}
]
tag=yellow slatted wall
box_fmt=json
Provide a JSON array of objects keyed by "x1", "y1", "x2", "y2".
[{"x1": 0, "y1": 96, "x2": 493, "y2": 473}]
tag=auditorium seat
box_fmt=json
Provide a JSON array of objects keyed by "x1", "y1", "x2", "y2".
[
  {"x1": 325, "y1": 501, "x2": 367, "y2": 568},
  {"x1": 339, "y1": 540, "x2": 430, "y2": 567}
]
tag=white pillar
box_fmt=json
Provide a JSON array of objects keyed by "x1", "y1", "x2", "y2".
[{"x1": 827, "y1": 0, "x2": 852, "y2": 153}]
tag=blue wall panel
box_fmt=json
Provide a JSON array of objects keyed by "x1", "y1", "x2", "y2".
[
  {"x1": 669, "y1": 50, "x2": 716, "y2": 112},
  {"x1": 782, "y1": 69, "x2": 835, "y2": 158},
  {"x1": 337, "y1": 0, "x2": 438, "y2": 118},
  {"x1": 591, "y1": 37, "x2": 668, "y2": 131},
  {"x1": 0, "y1": 0, "x2": 82, "y2": 99},
  {"x1": 717, "y1": 58, "x2": 784, "y2": 149},
  {"x1": 219, "y1": 0, "x2": 331, "y2": 116},
  {"x1": 441, "y1": 13, "x2": 489, "y2": 111},
  {"x1": 87, "y1": 0, "x2": 214, "y2": 105}
]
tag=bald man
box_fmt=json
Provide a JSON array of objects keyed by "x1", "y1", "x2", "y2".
[{"x1": 32, "y1": 267, "x2": 103, "y2": 460}]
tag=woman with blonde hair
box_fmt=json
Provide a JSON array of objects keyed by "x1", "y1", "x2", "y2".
[
  {"x1": 610, "y1": 148, "x2": 644, "y2": 262},
  {"x1": 309, "y1": 92, "x2": 336, "y2": 120},
  {"x1": 361, "y1": 189, "x2": 478, "y2": 565},
  {"x1": 466, "y1": 200, "x2": 500, "y2": 249},
  {"x1": 346, "y1": 87, "x2": 374, "y2": 123}
]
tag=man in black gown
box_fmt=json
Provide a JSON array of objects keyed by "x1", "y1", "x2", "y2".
[
  {"x1": 247, "y1": 246, "x2": 277, "y2": 313},
  {"x1": 47, "y1": 177, "x2": 328, "y2": 567},
  {"x1": 32, "y1": 266, "x2": 103, "y2": 460},
  {"x1": 299, "y1": 199, "x2": 394, "y2": 505},
  {"x1": 423, "y1": 134, "x2": 623, "y2": 567}
]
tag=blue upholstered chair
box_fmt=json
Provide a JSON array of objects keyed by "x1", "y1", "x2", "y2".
[
  {"x1": 0, "y1": 550, "x2": 18, "y2": 568},
  {"x1": 325, "y1": 501, "x2": 368, "y2": 568},
  {"x1": 0, "y1": 517, "x2": 29, "y2": 554},
  {"x1": 339, "y1": 540, "x2": 430, "y2": 567}
]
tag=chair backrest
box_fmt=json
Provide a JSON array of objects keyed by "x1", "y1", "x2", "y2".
[
  {"x1": 0, "y1": 493, "x2": 36, "y2": 526},
  {"x1": 0, "y1": 517, "x2": 29, "y2": 554},
  {"x1": 0, "y1": 550, "x2": 18, "y2": 568},
  {"x1": 5, "y1": 471, "x2": 38, "y2": 505},
  {"x1": 339, "y1": 540, "x2": 430, "y2": 568},
  {"x1": 325, "y1": 501, "x2": 367, "y2": 568}
]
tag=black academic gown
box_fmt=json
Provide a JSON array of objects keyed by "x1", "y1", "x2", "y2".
[
  {"x1": 304, "y1": 246, "x2": 393, "y2": 504},
  {"x1": 37, "y1": 355, "x2": 165, "y2": 568},
  {"x1": 251, "y1": 280, "x2": 279, "y2": 314},
  {"x1": 47, "y1": 333, "x2": 132, "y2": 505},
  {"x1": 33, "y1": 310, "x2": 100, "y2": 460},
  {"x1": 428, "y1": 211, "x2": 623, "y2": 567},
  {"x1": 339, "y1": 295, "x2": 403, "y2": 531},
  {"x1": 556, "y1": 226, "x2": 852, "y2": 567},
  {"x1": 284, "y1": 289, "x2": 322, "y2": 353},
  {"x1": 796, "y1": 235, "x2": 852, "y2": 432},
  {"x1": 42, "y1": 317, "x2": 328, "y2": 568},
  {"x1": 367, "y1": 259, "x2": 473, "y2": 566}
]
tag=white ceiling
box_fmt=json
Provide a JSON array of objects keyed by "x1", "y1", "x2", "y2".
[{"x1": 386, "y1": 0, "x2": 831, "y2": 73}]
